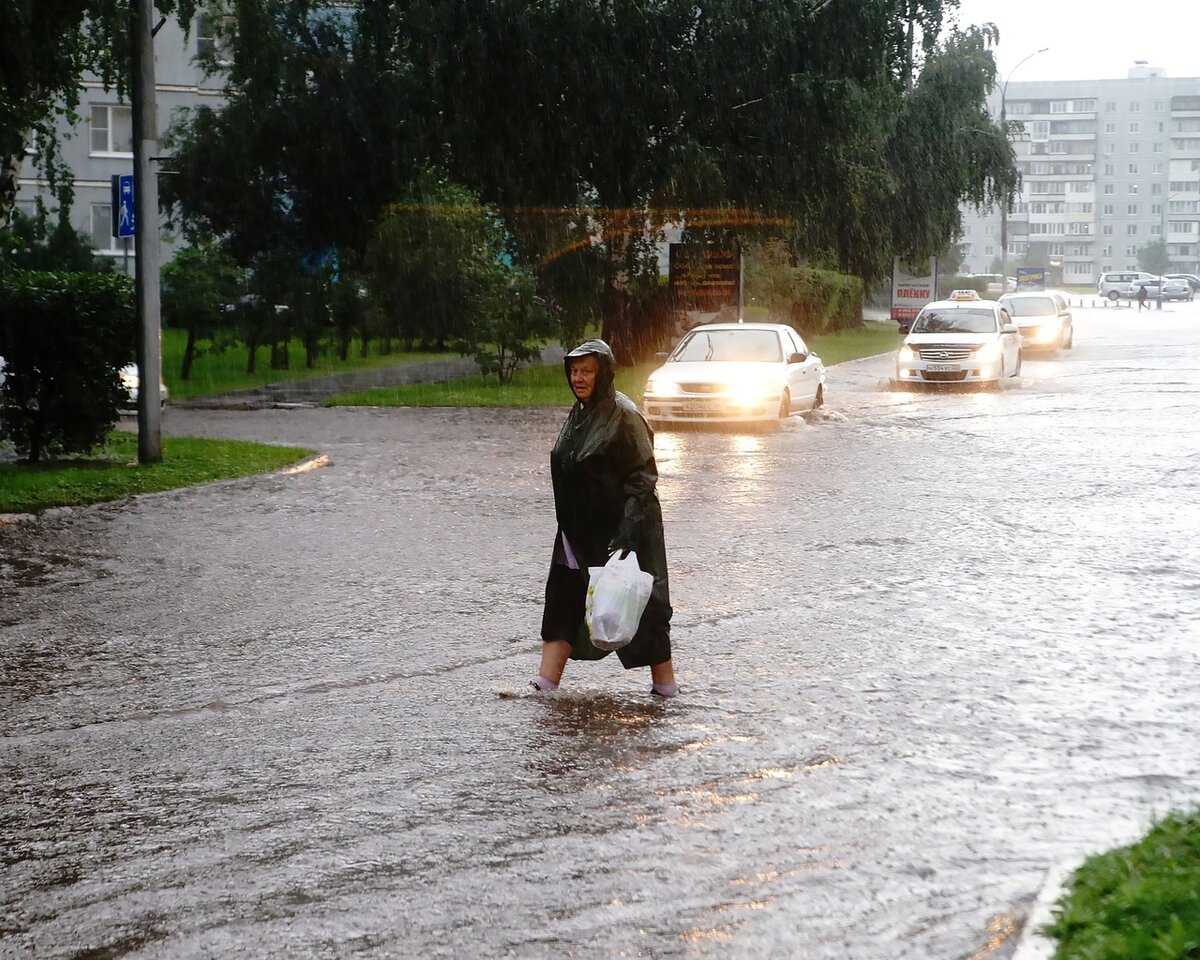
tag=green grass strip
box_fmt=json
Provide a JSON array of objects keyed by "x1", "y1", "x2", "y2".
[
  {"x1": 0, "y1": 431, "x2": 314, "y2": 514},
  {"x1": 327, "y1": 321, "x2": 901, "y2": 408},
  {"x1": 161, "y1": 327, "x2": 445, "y2": 399},
  {"x1": 1045, "y1": 810, "x2": 1200, "y2": 959}
]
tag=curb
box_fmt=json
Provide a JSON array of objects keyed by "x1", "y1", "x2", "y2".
[{"x1": 1011, "y1": 860, "x2": 1080, "y2": 959}]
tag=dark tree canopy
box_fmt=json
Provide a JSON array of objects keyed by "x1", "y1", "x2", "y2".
[{"x1": 164, "y1": 0, "x2": 1017, "y2": 357}]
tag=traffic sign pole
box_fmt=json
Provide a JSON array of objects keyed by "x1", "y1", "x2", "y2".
[{"x1": 131, "y1": 0, "x2": 162, "y2": 463}]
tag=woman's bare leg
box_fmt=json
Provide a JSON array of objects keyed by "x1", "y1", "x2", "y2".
[{"x1": 536, "y1": 640, "x2": 572, "y2": 686}]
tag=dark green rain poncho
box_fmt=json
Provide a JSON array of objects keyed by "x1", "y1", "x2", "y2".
[{"x1": 546, "y1": 340, "x2": 672, "y2": 668}]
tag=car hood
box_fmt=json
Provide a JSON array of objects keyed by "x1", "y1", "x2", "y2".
[
  {"x1": 904, "y1": 332, "x2": 996, "y2": 346},
  {"x1": 1012, "y1": 316, "x2": 1058, "y2": 328},
  {"x1": 648, "y1": 360, "x2": 790, "y2": 384}
]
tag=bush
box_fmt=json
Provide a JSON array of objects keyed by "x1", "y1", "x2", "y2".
[
  {"x1": 787, "y1": 267, "x2": 865, "y2": 337},
  {"x1": 0, "y1": 271, "x2": 135, "y2": 462},
  {"x1": 937, "y1": 274, "x2": 988, "y2": 299},
  {"x1": 745, "y1": 242, "x2": 864, "y2": 338}
]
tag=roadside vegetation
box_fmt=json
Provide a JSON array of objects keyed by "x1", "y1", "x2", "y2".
[
  {"x1": 0, "y1": 432, "x2": 313, "y2": 514},
  {"x1": 1044, "y1": 810, "x2": 1200, "y2": 959},
  {"x1": 327, "y1": 320, "x2": 900, "y2": 408}
]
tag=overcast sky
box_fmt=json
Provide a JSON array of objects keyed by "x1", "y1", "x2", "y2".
[{"x1": 949, "y1": 0, "x2": 1200, "y2": 83}]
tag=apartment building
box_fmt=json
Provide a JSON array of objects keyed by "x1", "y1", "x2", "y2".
[
  {"x1": 13, "y1": 17, "x2": 224, "y2": 273},
  {"x1": 959, "y1": 63, "x2": 1200, "y2": 283}
]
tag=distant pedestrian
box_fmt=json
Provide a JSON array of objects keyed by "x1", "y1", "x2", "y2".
[
  {"x1": 532, "y1": 339, "x2": 677, "y2": 698},
  {"x1": 1137, "y1": 285, "x2": 1149, "y2": 311}
]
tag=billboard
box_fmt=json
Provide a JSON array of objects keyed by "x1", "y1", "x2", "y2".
[
  {"x1": 669, "y1": 245, "x2": 740, "y2": 309},
  {"x1": 890, "y1": 257, "x2": 938, "y2": 323},
  {"x1": 1016, "y1": 267, "x2": 1046, "y2": 291}
]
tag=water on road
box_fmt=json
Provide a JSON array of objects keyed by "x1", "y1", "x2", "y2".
[{"x1": 3, "y1": 303, "x2": 1200, "y2": 958}]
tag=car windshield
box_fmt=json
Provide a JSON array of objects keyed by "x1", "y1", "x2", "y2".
[
  {"x1": 1001, "y1": 296, "x2": 1055, "y2": 317},
  {"x1": 672, "y1": 329, "x2": 782, "y2": 363},
  {"x1": 910, "y1": 308, "x2": 998, "y2": 334}
]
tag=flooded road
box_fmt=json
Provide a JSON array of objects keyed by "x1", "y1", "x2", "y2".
[{"x1": 4, "y1": 302, "x2": 1200, "y2": 958}]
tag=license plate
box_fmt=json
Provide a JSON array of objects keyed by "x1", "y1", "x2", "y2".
[
  {"x1": 681, "y1": 401, "x2": 709, "y2": 413},
  {"x1": 926, "y1": 363, "x2": 960, "y2": 372}
]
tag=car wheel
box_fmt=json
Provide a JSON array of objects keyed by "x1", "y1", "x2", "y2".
[
  {"x1": 812, "y1": 383, "x2": 825, "y2": 410},
  {"x1": 1013, "y1": 352, "x2": 1022, "y2": 377},
  {"x1": 778, "y1": 390, "x2": 791, "y2": 420},
  {"x1": 1107, "y1": 290, "x2": 1120, "y2": 301}
]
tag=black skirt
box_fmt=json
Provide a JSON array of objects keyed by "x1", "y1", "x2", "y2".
[{"x1": 540, "y1": 562, "x2": 672, "y2": 669}]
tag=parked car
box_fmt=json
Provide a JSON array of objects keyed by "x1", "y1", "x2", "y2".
[
  {"x1": 642, "y1": 322, "x2": 825, "y2": 426},
  {"x1": 998, "y1": 292, "x2": 1074, "y2": 352},
  {"x1": 895, "y1": 298, "x2": 1021, "y2": 387},
  {"x1": 1099, "y1": 270, "x2": 1155, "y2": 300},
  {"x1": 119, "y1": 363, "x2": 169, "y2": 412},
  {"x1": 1122, "y1": 277, "x2": 1191, "y2": 302},
  {"x1": 1165, "y1": 273, "x2": 1200, "y2": 293}
]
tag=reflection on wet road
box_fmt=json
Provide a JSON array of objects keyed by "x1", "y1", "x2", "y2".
[{"x1": 4, "y1": 306, "x2": 1200, "y2": 958}]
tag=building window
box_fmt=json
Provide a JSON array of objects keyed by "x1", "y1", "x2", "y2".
[
  {"x1": 1104, "y1": 122, "x2": 1116, "y2": 133},
  {"x1": 1129, "y1": 121, "x2": 1139, "y2": 133},
  {"x1": 1104, "y1": 163, "x2": 1115, "y2": 175},
  {"x1": 1102, "y1": 246, "x2": 1112, "y2": 256},
  {"x1": 1104, "y1": 101, "x2": 1116, "y2": 112},
  {"x1": 196, "y1": 15, "x2": 216, "y2": 55},
  {"x1": 1072, "y1": 100, "x2": 1096, "y2": 112},
  {"x1": 1029, "y1": 120, "x2": 1050, "y2": 141},
  {"x1": 89, "y1": 203, "x2": 126, "y2": 253},
  {"x1": 1051, "y1": 101, "x2": 1068, "y2": 113},
  {"x1": 90, "y1": 104, "x2": 133, "y2": 155},
  {"x1": 1103, "y1": 184, "x2": 1114, "y2": 195},
  {"x1": 1129, "y1": 184, "x2": 1139, "y2": 195},
  {"x1": 1152, "y1": 204, "x2": 1162, "y2": 215},
  {"x1": 1153, "y1": 143, "x2": 1163, "y2": 153},
  {"x1": 1104, "y1": 142, "x2": 1115, "y2": 155},
  {"x1": 1151, "y1": 224, "x2": 1161, "y2": 236},
  {"x1": 1154, "y1": 101, "x2": 1166, "y2": 111},
  {"x1": 1152, "y1": 183, "x2": 1162, "y2": 194},
  {"x1": 1128, "y1": 163, "x2": 1138, "y2": 174},
  {"x1": 1102, "y1": 225, "x2": 1114, "y2": 235},
  {"x1": 1129, "y1": 101, "x2": 1140, "y2": 112},
  {"x1": 1128, "y1": 204, "x2": 1139, "y2": 215},
  {"x1": 1126, "y1": 245, "x2": 1137, "y2": 256},
  {"x1": 984, "y1": 245, "x2": 994, "y2": 255},
  {"x1": 1127, "y1": 225, "x2": 1138, "y2": 236},
  {"x1": 1103, "y1": 203, "x2": 1114, "y2": 215},
  {"x1": 1129, "y1": 143, "x2": 1140, "y2": 154}
]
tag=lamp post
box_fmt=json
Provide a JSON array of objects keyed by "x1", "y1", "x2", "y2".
[{"x1": 999, "y1": 47, "x2": 1049, "y2": 290}]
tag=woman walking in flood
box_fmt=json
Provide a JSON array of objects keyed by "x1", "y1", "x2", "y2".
[{"x1": 532, "y1": 339, "x2": 677, "y2": 698}]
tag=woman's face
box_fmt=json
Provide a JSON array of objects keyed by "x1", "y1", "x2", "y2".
[{"x1": 568, "y1": 355, "x2": 600, "y2": 402}]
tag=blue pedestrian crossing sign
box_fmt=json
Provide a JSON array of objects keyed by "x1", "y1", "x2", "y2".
[{"x1": 111, "y1": 174, "x2": 135, "y2": 238}]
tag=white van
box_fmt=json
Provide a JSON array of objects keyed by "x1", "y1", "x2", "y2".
[{"x1": 1098, "y1": 271, "x2": 1153, "y2": 300}]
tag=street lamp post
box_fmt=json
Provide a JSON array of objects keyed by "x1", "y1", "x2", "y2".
[{"x1": 1000, "y1": 47, "x2": 1049, "y2": 290}]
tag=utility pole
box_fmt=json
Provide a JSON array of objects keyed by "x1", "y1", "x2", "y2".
[{"x1": 131, "y1": 0, "x2": 162, "y2": 463}]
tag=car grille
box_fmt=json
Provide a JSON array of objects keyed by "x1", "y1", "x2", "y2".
[
  {"x1": 679, "y1": 382, "x2": 725, "y2": 393},
  {"x1": 921, "y1": 370, "x2": 969, "y2": 382},
  {"x1": 913, "y1": 344, "x2": 974, "y2": 362}
]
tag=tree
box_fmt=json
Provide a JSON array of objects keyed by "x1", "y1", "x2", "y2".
[
  {"x1": 1138, "y1": 240, "x2": 1170, "y2": 276},
  {"x1": 164, "y1": 0, "x2": 1016, "y2": 363},
  {"x1": 364, "y1": 171, "x2": 499, "y2": 350},
  {"x1": 0, "y1": 207, "x2": 113, "y2": 274},
  {"x1": 466, "y1": 266, "x2": 556, "y2": 384},
  {"x1": 0, "y1": 1, "x2": 199, "y2": 221},
  {"x1": 161, "y1": 236, "x2": 241, "y2": 380}
]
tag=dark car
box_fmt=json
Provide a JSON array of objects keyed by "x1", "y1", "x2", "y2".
[{"x1": 1165, "y1": 274, "x2": 1200, "y2": 293}]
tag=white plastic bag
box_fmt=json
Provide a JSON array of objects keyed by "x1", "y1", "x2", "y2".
[{"x1": 585, "y1": 551, "x2": 655, "y2": 651}]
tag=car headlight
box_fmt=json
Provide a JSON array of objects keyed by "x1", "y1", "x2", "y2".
[
  {"x1": 645, "y1": 379, "x2": 679, "y2": 396},
  {"x1": 898, "y1": 344, "x2": 918, "y2": 362},
  {"x1": 974, "y1": 342, "x2": 1001, "y2": 362},
  {"x1": 1035, "y1": 319, "x2": 1061, "y2": 343}
]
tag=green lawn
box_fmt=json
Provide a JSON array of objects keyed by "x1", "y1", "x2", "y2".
[
  {"x1": 328, "y1": 320, "x2": 900, "y2": 408},
  {"x1": 1044, "y1": 810, "x2": 1200, "y2": 959},
  {"x1": 0, "y1": 431, "x2": 314, "y2": 514},
  {"x1": 161, "y1": 327, "x2": 446, "y2": 399}
]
